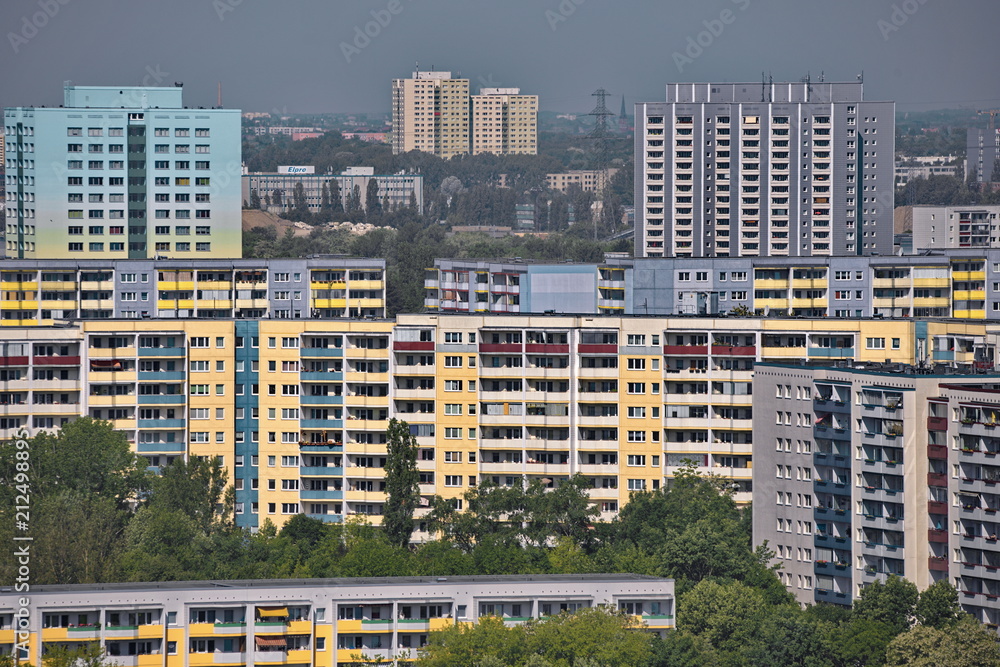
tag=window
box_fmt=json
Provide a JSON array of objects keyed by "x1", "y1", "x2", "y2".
[
  {"x1": 627, "y1": 358, "x2": 646, "y2": 370},
  {"x1": 627, "y1": 454, "x2": 646, "y2": 466},
  {"x1": 444, "y1": 332, "x2": 463, "y2": 343},
  {"x1": 444, "y1": 356, "x2": 462, "y2": 368},
  {"x1": 444, "y1": 428, "x2": 462, "y2": 439},
  {"x1": 444, "y1": 380, "x2": 463, "y2": 392},
  {"x1": 444, "y1": 404, "x2": 462, "y2": 415},
  {"x1": 444, "y1": 475, "x2": 462, "y2": 487},
  {"x1": 627, "y1": 479, "x2": 647, "y2": 491},
  {"x1": 866, "y1": 338, "x2": 885, "y2": 350},
  {"x1": 627, "y1": 431, "x2": 646, "y2": 443},
  {"x1": 627, "y1": 406, "x2": 646, "y2": 418},
  {"x1": 627, "y1": 383, "x2": 645, "y2": 394}
]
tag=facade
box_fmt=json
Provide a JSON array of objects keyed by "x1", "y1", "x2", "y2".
[
  {"x1": 894, "y1": 157, "x2": 964, "y2": 186},
  {"x1": 3, "y1": 84, "x2": 242, "y2": 260},
  {"x1": 391, "y1": 72, "x2": 470, "y2": 159},
  {"x1": 0, "y1": 316, "x2": 992, "y2": 534},
  {"x1": 470, "y1": 88, "x2": 538, "y2": 155},
  {"x1": 391, "y1": 73, "x2": 538, "y2": 158},
  {"x1": 545, "y1": 169, "x2": 618, "y2": 194},
  {"x1": 967, "y1": 128, "x2": 1000, "y2": 184},
  {"x1": 0, "y1": 257, "x2": 386, "y2": 326},
  {"x1": 635, "y1": 81, "x2": 894, "y2": 258},
  {"x1": 426, "y1": 250, "x2": 1000, "y2": 321},
  {"x1": 911, "y1": 206, "x2": 1000, "y2": 251},
  {"x1": 0, "y1": 575, "x2": 675, "y2": 666},
  {"x1": 751, "y1": 364, "x2": 1000, "y2": 628},
  {"x1": 242, "y1": 168, "x2": 424, "y2": 216}
]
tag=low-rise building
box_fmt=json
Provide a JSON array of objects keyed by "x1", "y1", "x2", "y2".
[
  {"x1": 0, "y1": 574, "x2": 676, "y2": 666},
  {"x1": 243, "y1": 168, "x2": 423, "y2": 216}
]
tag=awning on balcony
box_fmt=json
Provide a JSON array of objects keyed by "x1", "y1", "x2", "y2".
[
  {"x1": 256, "y1": 607, "x2": 288, "y2": 618},
  {"x1": 255, "y1": 635, "x2": 287, "y2": 649}
]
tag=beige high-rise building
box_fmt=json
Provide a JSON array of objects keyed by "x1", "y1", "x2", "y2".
[
  {"x1": 391, "y1": 71, "x2": 470, "y2": 159},
  {"x1": 471, "y1": 88, "x2": 538, "y2": 155}
]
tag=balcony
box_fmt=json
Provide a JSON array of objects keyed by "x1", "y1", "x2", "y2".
[
  {"x1": 663, "y1": 345, "x2": 708, "y2": 355},
  {"x1": 137, "y1": 394, "x2": 185, "y2": 405},
  {"x1": 137, "y1": 370, "x2": 185, "y2": 381},
  {"x1": 479, "y1": 343, "x2": 523, "y2": 353},
  {"x1": 138, "y1": 347, "x2": 185, "y2": 357},
  {"x1": 137, "y1": 418, "x2": 185, "y2": 429},
  {"x1": 928, "y1": 472, "x2": 948, "y2": 487},
  {"x1": 929, "y1": 528, "x2": 949, "y2": 543},
  {"x1": 711, "y1": 345, "x2": 756, "y2": 356},
  {"x1": 927, "y1": 417, "x2": 948, "y2": 432},
  {"x1": 928, "y1": 557, "x2": 949, "y2": 572}
]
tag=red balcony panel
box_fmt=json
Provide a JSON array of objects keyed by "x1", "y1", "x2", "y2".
[
  {"x1": 33, "y1": 356, "x2": 80, "y2": 366},
  {"x1": 392, "y1": 341, "x2": 434, "y2": 352},
  {"x1": 928, "y1": 500, "x2": 948, "y2": 515},
  {"x1": 0, "y1": 356, "x2": 29, "y2": 367},
  {"x1": 928, "y1": 529, "x2": 949, "y2": 543},
  {"x1": 525, "y1": 344, "x2": 569, "y2": 354},
  {"x1": 928, "y1": 444, "x2": 949, "y2": 460},
  {"x1": 479, "y1": 343, "x2": 522, "y2": 354},
  {"x1": 927, "y1": 417, "x2": 948, "y2": 432},
  {"x1": 928, "y1": 557, "x2": 949, "y2": 572},
  {"x1": 711, "y1": 345, "x2": 756, "y2": 356},
  {"x1": 928, "y1": 472, "x2": 948, "y2": 487},
  {"x1": 578, "y1": 344, "x2": 617, "y2": 354},
  {"x1": 663, "y1": 345, "x2": 708, "y2": 355}
]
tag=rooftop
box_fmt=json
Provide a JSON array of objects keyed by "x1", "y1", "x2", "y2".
[{"x1": 9, "y1": 573, "x2": 671, "y2": 596}]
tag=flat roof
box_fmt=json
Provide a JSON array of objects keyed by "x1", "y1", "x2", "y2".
[{"x1": 12, "y1": 573, "x2": 670, "y2": 595}]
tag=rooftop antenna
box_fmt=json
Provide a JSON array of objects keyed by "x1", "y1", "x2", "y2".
[
  {"x1": 820, "y1": 70, "x2": 825, "y2": 82},
  {"x1": 761, "y1": 72, "x2": 766, "y2": 103},
  {"x1": 768, "y1": 72, "x2": 773, "y2": 102},
  {"x1": 217, "y1": 81, "x2": 222, "y2": 107}
]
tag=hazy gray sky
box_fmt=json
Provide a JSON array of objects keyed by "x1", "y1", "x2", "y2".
[{"x1": 2, "y1": 0, "x2": 998, "y2": 114}]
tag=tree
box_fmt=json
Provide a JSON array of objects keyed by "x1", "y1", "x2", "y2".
[
  {"x1": 0, "y1": 418, "x2": 148, "y2": 521},
  {"x1": 319, "y1": 182, "x2": 332, "y2": 223},
  {"x1": 329, "y1": 178, "x2": 344, "y2": 216},
  {"x1": 417, "y1": 607, "x2": 652, "y2": 667},
  {"x1": 884, "y1": 615, "x2": 1000, "y2": 667},
  {"x1": 383, "y1": 419, "x2": 420, "y2": 547},
  {"x1": 366, "y1": 178, "x2": 382, "y2": 222},
  {"x1": 146, "y1": 456, "x2": 233, "y2": 534},
  {"x1": 852, "y1": 576, "x2": 918, "y2": 636},
  {"x1": 272, "y1": 188, "x2": 283, "y2": 208},
  {"x1": 677, "y1": 579, "x2": 768, "y2": 657},
  {"x1": 250, "y1": 190, "x2": 262, "y2": 210},
  {"x1": 914, "y1": 580, "x2": 964, "y2": 629},
  {"x1": 292, "y1": 181, "x2": 311, "y2": 223},
  {"x1": 42, "y1": 643, "x2": 113, "y2": 667}
]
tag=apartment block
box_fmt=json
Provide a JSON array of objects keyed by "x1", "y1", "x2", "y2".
[
  {"x1": 3, "y1": 316, "x2": 993, "y2": 534},
  {"x1": 391, "y1": 72, "x2": 470, "y2": 159},
  {"x1": 0, "y1": 257, "x2": 385, "y2": 326},
  {"x1": 471, "y1": 88, "x2": 538, "y2": 155},
  {"x1": 391, "y1": 72, "x2": 538, "y2": 158},
  {"x1": 635, "y1": 81, "x2": 893, "y2": 258},
  {"x1": 3, "y1": 84, "x2": 242, "y2": 259},
  {"x1": 242, "y1": 167, "x2": 424, "y2": 216},
  {"x1": 967, "y1": 128, "x2": 1000, "y2": 184},
  {"x1": 911, "y1": 205, "x2": 1000, "y2": 251},
  {"x1": 752, "y1": 364, "x2": 1000, "y2": 627},
  {"x1": 427, "y1": 249, "x2": 1000, "y2": 320},
  {"x1": 0, "y1": 574, "x2": 675, "y2": 666}
]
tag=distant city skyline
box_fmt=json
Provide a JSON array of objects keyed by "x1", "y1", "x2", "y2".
[{"x1": 1, "y1": 0, "x2": 998, "y2": 115}]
